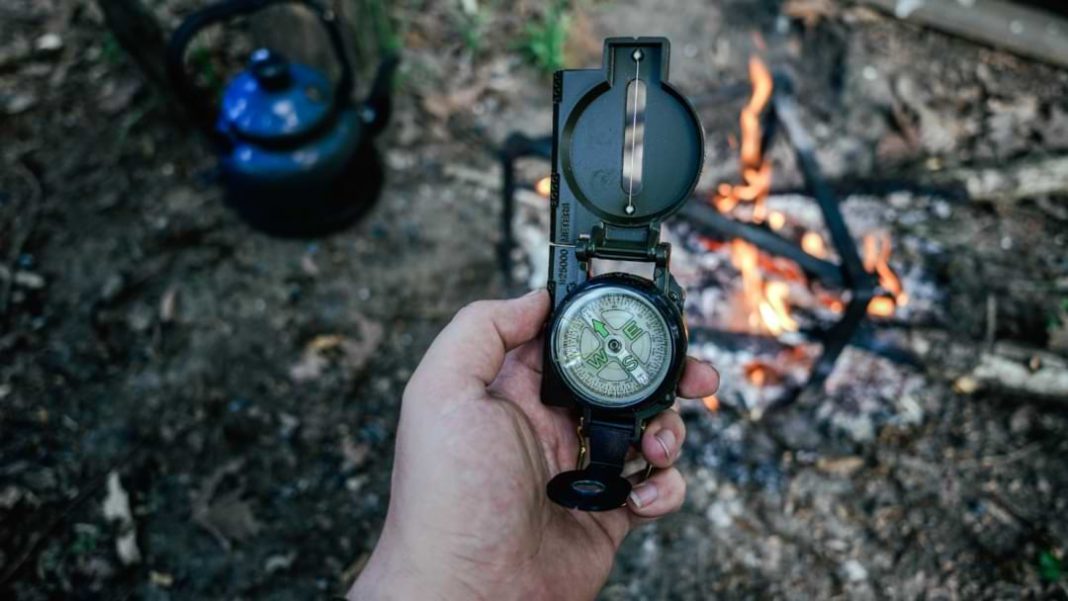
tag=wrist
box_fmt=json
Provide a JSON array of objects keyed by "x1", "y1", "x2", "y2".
[{"x1": 348, "y1": 529, "x2": 470, "y2": 600}]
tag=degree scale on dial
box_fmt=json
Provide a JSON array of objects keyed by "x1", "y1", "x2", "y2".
[{"x1": 552, "y1": 287, "x2": 672, "y2": 408}]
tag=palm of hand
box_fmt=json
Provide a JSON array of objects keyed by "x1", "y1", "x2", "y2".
[
  {"x1": 354, "y1": 292, "x2": 716, "y2": 601},
  {"x1": 390, "y1": 338, "x2": 628, "y2": 599}
]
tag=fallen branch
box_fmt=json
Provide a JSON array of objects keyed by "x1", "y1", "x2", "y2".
[
  {"x1": 909, "y1": 330, "x2": 1068, "y2": 403},
  {"x1": 859, "y1": 0, "x2": 1068, "y2": 70},
  {"x1": 924, "y1": 154, "x2": 1068, "y2": 204}
]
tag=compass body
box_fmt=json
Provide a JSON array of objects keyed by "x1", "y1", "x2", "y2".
[
  {"x1": 549, "y1": 274, "x2": 686, "y2": 413},
  {"x1": 542, "y1": 37, "x2": 703, "y2": 511}
]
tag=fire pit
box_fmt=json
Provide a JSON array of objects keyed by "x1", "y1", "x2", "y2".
[{"x1": 500, "y1": 56, "x2": 938, "y2": 420}]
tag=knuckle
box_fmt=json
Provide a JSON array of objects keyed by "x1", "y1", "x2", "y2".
[
  {"x1": 669, "y1": 472, "x2": 687, "y2": 505},
  {"x1": 454, "y1": 300, "x2": 493, "y2": 323}
]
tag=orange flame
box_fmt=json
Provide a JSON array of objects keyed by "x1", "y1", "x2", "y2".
[
  {"x1": 762, "y1": 281, "x2": 798, "y2": 335},
  {"x1": 862, "y1": 231, "x2": 909, "y2": 316},
  {"x1": 712, "y1": 57, "x2": 774, "y2": 221},
  {"x1": 706, "y1": 55, "x2": 910, "y2": 341},
  {"x1": 731, "y1": 239, "x2": 799, "y2": 335}
]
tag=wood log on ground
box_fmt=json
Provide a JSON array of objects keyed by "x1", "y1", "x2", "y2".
[
  {"x1": 967, "y1": 345, "x2": 1068, "y2": 402},
  {"x1": 924, "y1": 154, "x2": 1068, "y2": 204},
  {"x1": 859, "y1": 0, "x2": 1068, "y2": 70},
  {"x1": 909, "y1": 329, "x2": 1068, "y2": 403}
]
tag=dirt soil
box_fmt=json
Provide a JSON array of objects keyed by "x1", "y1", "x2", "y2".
[{"x1": 3, "y1": 0, "x2": 1068, "y2": 599}]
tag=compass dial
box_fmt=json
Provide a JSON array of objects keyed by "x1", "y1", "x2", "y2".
[{"x1": 552, "y1": 286, "x2": 674, "y2": 408}]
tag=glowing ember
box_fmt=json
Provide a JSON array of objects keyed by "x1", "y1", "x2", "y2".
[
  {"x1": 702, "y1": 394, "x2": 720, "y2": 412},
  {"x1": 768, "y1": 210, "x2": 786, "y2": 231},
  {"x1": 801, "y1": 231, "x2": 828, "y2": 258},
  {"x1": 743, "y1": 361, "x2": 781, "y2": 387},
  {"x1": 750, "y1": 366, "x2": 767, "y2": 387},
  {"x1": 867, "y1": 296, "x2": 896, "y2": 317},
  {"x1": 712, "y1": 57, "x2": 774, "y2": 221},
  {"x1": 535, "y1": 176, "x2": 552, "y2": 197}
]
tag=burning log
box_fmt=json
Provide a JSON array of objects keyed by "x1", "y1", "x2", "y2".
[{"x1": 681, "y1": 201, "x2": 846, "y2": 288}]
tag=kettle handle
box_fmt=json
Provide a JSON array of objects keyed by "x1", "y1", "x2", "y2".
[{"x1": 166, "y1": 0, "x2": 355, "y2": 142}]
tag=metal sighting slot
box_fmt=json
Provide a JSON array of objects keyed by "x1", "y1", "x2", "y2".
[
  {"x1": 621, "y1": 78, "x2": 646, "y2": 199},
  {"x1": 622, "y1": 48, "x2": 646, "y2": 216}
]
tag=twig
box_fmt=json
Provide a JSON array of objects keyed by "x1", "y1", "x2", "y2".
[
  {"x1": 1, "y1": 159, "x2": 43, "y2": 316},
  {"x1": 984, "y1": 294, "x2": 997, "y2": 351}
]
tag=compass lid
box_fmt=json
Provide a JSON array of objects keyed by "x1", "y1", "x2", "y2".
[{"x1": 557, "y1": 37, "x2": 704, "y2": 226}]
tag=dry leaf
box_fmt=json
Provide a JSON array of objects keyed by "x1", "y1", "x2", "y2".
[
  {"x1": 289, "y1": 316, "x2": 384, "y2": 382},
  {"x1": 102, "y1": 471, "x2": 132, "y2": 524},
  {"x1": 195, "y1": 489, "x2": 261, "y2": 547},
  {"x1": 159, "y1": 285, "x2": 178, "y2": 322},
  {"x1": 116, "y1": 530, "x2": 142, "y2": 565},
  {"x1": 102, "y1": 471, "x2": 141, "y2": 565},
  {"x1": 192, "y1": 458, "x2": 260, "y2": 550},
  {"x1": 816, "y1": 456, "x2": 865, "y2": 477}
]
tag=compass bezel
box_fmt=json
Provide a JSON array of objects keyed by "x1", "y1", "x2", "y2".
[{"x1": 548, "y1": 273, "x2": 687, "y2": 413}]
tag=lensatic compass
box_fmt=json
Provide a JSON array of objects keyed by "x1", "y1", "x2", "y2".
[{"x1": 542, "y1": 38, "x2": 704, "y2": 511}]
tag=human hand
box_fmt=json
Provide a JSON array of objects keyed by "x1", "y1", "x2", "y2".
[{"x1": 349, "y1": 290, "x2": 719, "y2": 600}]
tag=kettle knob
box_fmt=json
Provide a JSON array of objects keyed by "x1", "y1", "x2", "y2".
[{"x1": 249, "y1": 48, "x2": 292, "y2": 91}]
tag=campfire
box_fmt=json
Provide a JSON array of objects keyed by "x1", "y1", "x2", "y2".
[
  {"x1": 499, "y1": 55, "x2": 926, "y2": 418},
  {"x1": 685, "y1": 56, "x2": 913, "y2": 406}
]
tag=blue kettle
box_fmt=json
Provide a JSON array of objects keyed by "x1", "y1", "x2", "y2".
[{"x1": 167, "y1": 0, "x2": 397, "y2": 236}]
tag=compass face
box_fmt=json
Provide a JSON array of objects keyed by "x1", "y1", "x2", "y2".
[{"x1": 552, "y1": 285, "x2": 674, "y2": 408}]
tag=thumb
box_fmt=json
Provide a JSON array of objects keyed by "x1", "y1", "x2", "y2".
[{"x1": 406, "y1": 289, "x2": 550, "y2": 399}]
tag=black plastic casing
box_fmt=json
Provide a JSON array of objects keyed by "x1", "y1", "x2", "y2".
[{"x1": 541, "y1": 37, "x2": 704, "y2": 421}]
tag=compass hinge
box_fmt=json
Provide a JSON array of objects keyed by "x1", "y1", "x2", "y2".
[{"x1": 575, "y1": 224, "x2": 669, "y2": 265}]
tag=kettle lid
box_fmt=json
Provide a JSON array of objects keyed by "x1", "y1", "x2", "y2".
[{"x1": 220, "y1": 48, "x2": 339, "y2": 142}]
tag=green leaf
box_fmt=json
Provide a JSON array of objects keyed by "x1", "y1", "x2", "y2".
[{"x1": 1039, "y1": 550, "x2": 1062, "y2": 582}]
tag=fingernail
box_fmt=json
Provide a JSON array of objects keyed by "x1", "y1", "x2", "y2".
[
  {"x1": 522, "y1": 288, "x2": 544, "y2": 298},
  {"x1": 628, "y1": 482, "x2": 659, "y2": 509},
  {"x1": 655, "y1": 429, "x2": 677, "y2": 460},
  {"x1": 701, "y1": 360, "x2": 721, "y2": 391}
]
